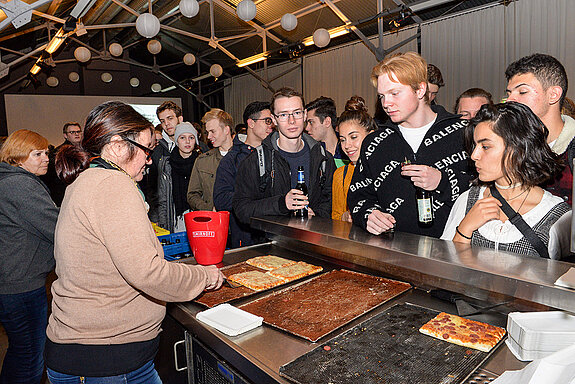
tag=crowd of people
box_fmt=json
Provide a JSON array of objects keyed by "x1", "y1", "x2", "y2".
[{"x1": 0, "y1": 49, "x2": 574, "y2": 382}]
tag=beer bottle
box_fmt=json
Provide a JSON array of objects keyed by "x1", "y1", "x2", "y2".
[
  {"x1": 294, "y1": 166, "x2": 308, "y2": 218},
  {"x1": 416, "y1": 187, "x2": 433, "y2": 226}
]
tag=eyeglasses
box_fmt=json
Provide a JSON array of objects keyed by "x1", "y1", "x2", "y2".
[
  {"x1": 253, "y1": 117, "x2": 274, "y2": 126},
  {"x1": 274, "y1": 110, "x2": 304, "y2": 122},
  {"x1": 124, "y1": 138, "x2": 154, "y2": 161},
  {"x1": 67, "y1": 130, "x2": 82, "y2": 135}
]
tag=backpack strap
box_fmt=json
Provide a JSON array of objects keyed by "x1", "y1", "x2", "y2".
[
  {"x1": 318, "y1": 145, "x2": 327, "y2": 187},
  {"x1": 256, "y1": 146, "x2": 274, "y2": 192}
]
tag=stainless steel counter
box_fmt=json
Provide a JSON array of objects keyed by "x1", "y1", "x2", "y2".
[
  {"x1": 250, "y1": 216, "x2": 575, "y2": 314},
  {"x1": 166, "y1": 221, "x2": 557, "y2": 384}
]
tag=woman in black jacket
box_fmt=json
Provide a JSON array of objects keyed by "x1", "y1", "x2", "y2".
[{"x1": 0, "y1": 129, "x2": 59, "y2": 384}]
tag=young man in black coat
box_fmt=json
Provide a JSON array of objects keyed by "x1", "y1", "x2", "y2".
[
  {"x1": 348, "y1": 52, "x2": 472, "y2": 238},
  {"x1": 233, "y1": 87, "x2": 335, "y2": 225}
]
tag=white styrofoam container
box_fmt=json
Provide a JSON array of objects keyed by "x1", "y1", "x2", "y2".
[
  {"x1": 196, "y1": 303, "x2": 263, "y2": 336},
  {"x1": 506, "y1": 336, "x2": 558, "y2": 361},
  {"x1": 507, "y1": 312, "x2": 575, "y2": 350}
]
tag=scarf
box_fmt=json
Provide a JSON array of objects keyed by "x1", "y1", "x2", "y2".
[{"x1": 169, "y1": 149, "x2": 198, "y2": 216}]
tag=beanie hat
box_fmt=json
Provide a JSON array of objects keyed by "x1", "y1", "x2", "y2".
[{"x1": 174, "y1": 122, "x2": 199, "y2": 144}]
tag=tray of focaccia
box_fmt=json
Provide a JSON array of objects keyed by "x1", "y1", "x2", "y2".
[{"x1": 194, "y1": 255, "x2": 323, "y2": 308}]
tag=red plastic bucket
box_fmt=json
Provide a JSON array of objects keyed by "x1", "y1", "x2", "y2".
[{"x1": 184, "y1": 211, "x2": 229, "y2": 266}]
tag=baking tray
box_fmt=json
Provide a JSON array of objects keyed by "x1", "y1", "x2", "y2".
[
  {"x1": 239, "y1": 269, "x2": 412, "y2": 342},
  {"x1": 194, "y1": 262, "x2": 262, "y2": 307},
  {"x1": 280, "y1": 303, "x2": 500, "y2": 384},
  {"x1": 194, "y1": 260, "x2": 323, "y2": 307}
]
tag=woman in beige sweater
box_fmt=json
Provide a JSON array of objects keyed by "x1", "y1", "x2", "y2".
[{"x1": 46, "y1": 101, "x2": 223, "y2": 383}]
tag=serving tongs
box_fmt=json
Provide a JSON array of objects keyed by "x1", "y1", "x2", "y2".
[{"x1": 455, "y1": 299, "x2": 511, "y2": 317}]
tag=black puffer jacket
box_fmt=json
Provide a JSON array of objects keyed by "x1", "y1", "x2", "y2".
[{"x1": 233, "y1": 132, "x2": 335, "y2": 224}]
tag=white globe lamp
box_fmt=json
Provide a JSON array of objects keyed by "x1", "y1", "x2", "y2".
[
  {"x1": 179, "y1": 0, "x2": 199, "y2": 18},
  {"x1": 68, "y1": 72, "x2": 79, "y2": 82},
  {"x1": 101, "y1": 72, "x2": 113, "y2": 83},
  {"x1": 183, "y1": 53, "x2": 196, "y2": 65},
  {"x1": 147, "y1": 40, "x2": 162, "y2": 55},
  {"x1": 129, "y1": 77, "x2": 140, "y2": 87},
  {"x1": 236, "y1": 0, "x2": 256, "y2": 22},
  {"x1": 136, "y1": 13, "x2": 161, "y2": 38},
  {"x1": 313, "y1": 28, "x2": 331, "y2": 48},
  {"x1": 151, "y1": 83, "x2": 162, "y2": 92},
  {"x1": 74, "y1": 46, "x2": 91, "y2": 63},
  {"x1": 109, "y1": 43, "x2": 123, "y2": 57},
  {"x1": 46, "y1": 76, "x2": 59, "y2": 87},
  {"x1": 210, "y1": 64, "x2": 223, "y2": 78},
  {"x1": 280, "y1": 13, "x2": 297, "y2": 31}
]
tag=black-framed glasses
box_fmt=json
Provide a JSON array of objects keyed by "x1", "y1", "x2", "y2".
[
  {"x1": 253, "y1": 117, "x2": 274, "y2": 126},
  {"x1": 274, "y1": 110, "x2": 304, "y2": 122},
  {"x1": 66, "y1": 130, "x2": 82, "y2": 135},
  {"x1": 124, "y1": 137, "x2": 154, "y2": 161}
]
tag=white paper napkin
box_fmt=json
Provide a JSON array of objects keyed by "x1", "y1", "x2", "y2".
[{"x1": 493, "y1": 344, "x2": 575, "y2": 383}]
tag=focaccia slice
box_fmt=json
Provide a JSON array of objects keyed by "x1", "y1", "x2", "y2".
[
  {"x1": 267, "y1": 261, "x2": 323, "y2": 282},
  {"x1": 245, "y1": 255, "x2": 296, "y2": 271},
  {"x1": 419, "y1": 312, "x2": 506, "y2": 352},
  {"x1": 227, "y1": 271, "x2": 285, "y2": 291}
]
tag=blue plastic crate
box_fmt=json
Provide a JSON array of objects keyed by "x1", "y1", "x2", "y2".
[{"x1": 158, "y1": 232, "x2": 192, "y2": 260}]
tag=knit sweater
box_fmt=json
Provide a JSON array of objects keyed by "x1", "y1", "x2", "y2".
[
  {"x1": 348, "y1": 105, "x2": 473, "y2": 238},
  {"x1": 47, "y1": 168, "x2": 209, "y2": 347}
]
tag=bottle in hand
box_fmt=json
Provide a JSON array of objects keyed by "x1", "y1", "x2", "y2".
[
  {"x1": 294, "y1": 166, "x2": 308, "y2": 218},
  {"x1": 416, "y1": 187, "x2": 433, "y2": 226}
]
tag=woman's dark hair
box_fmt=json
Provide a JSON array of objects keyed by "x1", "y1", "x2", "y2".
[
  {"x1": 338, "y1": 96, "x2": 378, "y2": 133},
  {"x1": 56, "y1": 101, "x2": 153, "y2": 184},
  {"x1": 465, "y1": 101, "x2": 562, "y2": 187}
]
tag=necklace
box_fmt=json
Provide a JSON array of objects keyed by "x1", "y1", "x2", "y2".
[
  {"x1": 516, "y1": 188, "x2": 531, "y2": 213},
  {"x1": 497, "y1": 186, "x2": 529, "y2": 201},
  {"x1": 100, "y1": 157, "x2": 139, "y2": 188},
  {"x1": 494, "y1": 181, "x2": 522, "y2": 190}
]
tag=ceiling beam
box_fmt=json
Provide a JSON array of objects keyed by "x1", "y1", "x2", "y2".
[
  {"x1": 210, "y1": 0, "x2": 283, "y2": 44},
  {"x1": 390, "y1": 0, "x2": 423, "y2": 23},
  {"x1": 322, "y1": 0, "x2": 380, "y2": 60},
  {"x1": 46, "y1": 0, "x2": 63, "y2": 16},
  {"x1": 109, "y1": 0, "x2": 140, "y2": 17},
  {"x1": 262, "y1": 0, "x2": 341, "y2": 31},
  {"x1": 0, "y1": 21, "x2": 48, "y2": 42},
  {"x1": 0, "y1": 0, "x2": 53, "y2": 31},
  {"x1": 31, "y1": 10, "x2": 65, "y2": 24}
]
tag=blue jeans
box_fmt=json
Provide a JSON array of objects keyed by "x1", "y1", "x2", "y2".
[
  {"x1": 46, "y1": 360, "x2": 163, "y2": 384},
  {"x1": 0, "y1": 286, "x2": 48, "y2": 384}
]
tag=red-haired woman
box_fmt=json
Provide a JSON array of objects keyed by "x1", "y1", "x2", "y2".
[{"x1": 0, "y1": 129, "x2": 59, "y2": 383}]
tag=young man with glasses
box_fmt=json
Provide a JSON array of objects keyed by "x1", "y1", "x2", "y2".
[
  {"x1": 348, "y1": 52, "x2": 471, "y2": 238},
  {"x1": 214, "y1": 101, "x2": 274, "y2": 248},
  {"x1": 233, "y1": 87, "x2": 335, "y2": 225}
]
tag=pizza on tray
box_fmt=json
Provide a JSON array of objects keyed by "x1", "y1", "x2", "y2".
[
  {"x1": 419, "y1": 312, "x2": 506, "y2": 352},
  {"x1": 267, "y1": 261, "x2": 323, "y2": 282},
  {"x1": 227, "y1": 271, "x2": 285, "y2": 291},
  {"x1": 245, "y1": 255, "x2": 296, "y2": 271}
]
